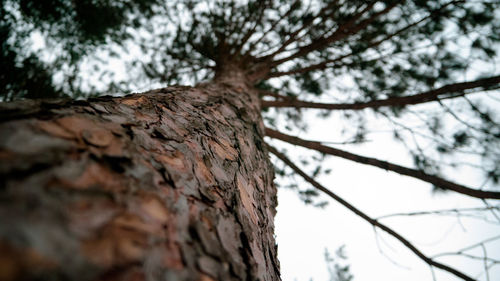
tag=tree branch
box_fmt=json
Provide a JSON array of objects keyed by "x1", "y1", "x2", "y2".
[
  {"x1": 270, "y1": 2, "x2": 397, "y2": 67},
  {"x1": 259, "y1": 90, "x2": 294, "y2": 101},
  {"x1": 266, "y1": 0, "x2": 464, "y2": 78},
  {"x1": 376, "y1": 206, "x2": 500, "y2": 224},
  {"x1": 267, "y1": 144, "x2": 475, "y2": 281},
  {"x1": 256, "y1": 0, "x2": 341, "y2": 62},
  {"x1": 265, "y1": 128, "x2": 500, "y2": 199},
  {"x1": 261, "y1": 75, "x2": 500, "y2": 110},
  {"x1": 244, "y1": 0, "x2": 301, "y2": 57},
  {"x1": 432, "y1": 235, "x2": 500, "y2": 259},
  {"x1": 232, "y1": 0, "x2": 270, "y2": 56}
]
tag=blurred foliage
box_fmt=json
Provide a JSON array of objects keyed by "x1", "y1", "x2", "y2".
[
  {"x1": 325, "y1": 246, "x2": 354, "y2": 281},
  {"x1": 1, "y1": 0, "x2": 500, "y2": 191},
  {"x1": 1, "y1": 0, "x2": 160, "y2": 100}
]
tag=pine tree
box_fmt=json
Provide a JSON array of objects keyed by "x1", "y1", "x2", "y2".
[{"x1": 1, "y1": 1, "x2": 500, "y2": 280}]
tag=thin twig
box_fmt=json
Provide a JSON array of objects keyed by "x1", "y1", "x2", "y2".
[
  {"x1": 481, "y1": 244, "x2": 490, "y2": 281},
  {"x1": 432, "y1": 235, "x2": 500, "y2": 258},
  {"x1": 373, "y1": 227, "x2": 412, "y2": 270},
  {"x1": 267, "y1": 144, "x2": 475, "y2": 281},
  {"x1": 376, "y1": 206, "x2": 500, "y2": 220}
]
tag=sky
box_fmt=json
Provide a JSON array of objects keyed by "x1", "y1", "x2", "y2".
[{"x1": 271, "y1": 110, "x2": 500, "y2": 281}]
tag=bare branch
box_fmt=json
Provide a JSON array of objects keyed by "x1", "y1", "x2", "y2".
[
  {"x1": 372, "y1": 228, "x2": 412, "y2": 269},
  {"x1": 261, "y1": 75, "x2": 500, "y2": 110},
  {"x1": 377, "y1": 206, "x2": 500, "y2": 220},
  {"x1": 432, "y1": 235, "x2": 500, "y2": 259},
  {"x1": 482, "y1": 199, "x2": 500, "y2": 223},
  {"x1": 482, "y1": 244, "x2": 491, "y2": 281},
  {"x1": 259, "y1": 90, "x2": 294, "y2": 101},
  {"x1": 377, "y1": 206, "x2": 500, "y2": 224},
  {"x1": 435, "y1": 252, "x2": 500, "y2": 264},
  {"x1": 267, "y1": 144, "x2": 475, "y2": 281},
  {"x1": 265, "y1": 128, "x2": 500, "y2": 199}
]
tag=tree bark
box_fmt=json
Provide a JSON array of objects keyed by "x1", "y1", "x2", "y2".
[{"x1": 0, "y1": 82, "x2": 280, "y2": 281}]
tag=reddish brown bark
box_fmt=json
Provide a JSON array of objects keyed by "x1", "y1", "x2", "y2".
[{"x1": 0, "y1": 82, "x2": 279, "y2": 281}]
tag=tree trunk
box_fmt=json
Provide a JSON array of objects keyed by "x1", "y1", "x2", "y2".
[{"x1": 0, "y1": 81, "x2": 280, "y2": 281}]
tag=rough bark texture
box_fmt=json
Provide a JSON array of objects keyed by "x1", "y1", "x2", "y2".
[{"x1": 0, "y1": 82, "x2": 279, "y2": 281}]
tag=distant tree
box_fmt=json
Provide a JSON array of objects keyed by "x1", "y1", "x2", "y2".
[{"x1": 1, "y1": 1, "x2": 500, "y2": 280}]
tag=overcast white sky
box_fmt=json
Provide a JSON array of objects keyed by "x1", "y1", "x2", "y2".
[{"x1": 271, "y1": 111, "x2": 500, "y2": 281}]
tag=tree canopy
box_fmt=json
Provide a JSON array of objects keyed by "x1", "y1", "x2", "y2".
[{"x1": 2, "y1": 0, "x2": 500, "y2": 280}]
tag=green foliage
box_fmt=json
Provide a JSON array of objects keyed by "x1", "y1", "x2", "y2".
[
  {"x1": 2, "y1": 0, "x2": 500, "y2": 189},
  {"x1": 3, "y1": 0, "x2": 498, "y2": 98},
  {"x1": 1, "y1": 0, "x2": 160, "y2": 100},
  {"x1": 325, "y1": 246, "x2": 354, "y2": 281}
]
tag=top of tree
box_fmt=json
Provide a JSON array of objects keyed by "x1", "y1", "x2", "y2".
[
  {"x1": 3, "y1": 0, "x2": 499, "y2": 95},
  {"x1": 4, "y1": 0, "x2": 498, "y2": 190}
]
